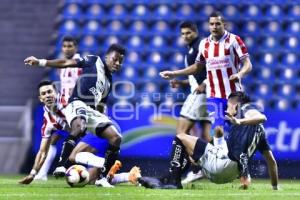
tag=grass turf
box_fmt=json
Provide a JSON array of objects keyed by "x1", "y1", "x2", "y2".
[{"x1": 0, "y1": 175, "x2": 299, "y2": 200}]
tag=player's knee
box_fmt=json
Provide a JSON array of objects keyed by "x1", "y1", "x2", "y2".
[
  {"x1": 176, "y1": 133, "x2": 186, "y2": 142},
  {"x1": 109, "y1": 133, "x2": 122, "y2": 146},
  {"x1": 71, "y1": 117, "x2": 87, "y2": 136}
]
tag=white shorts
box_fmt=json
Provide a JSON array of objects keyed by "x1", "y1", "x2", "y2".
[
  {"x1": 64, "y1": 100, "x2": 115, "y2": 134},
  {"x1": 180, "y1": 93, "x2": 210, "y2": 121},
  {"x1": 198, "y1": 143, "x2": 239, "y2": 184}
]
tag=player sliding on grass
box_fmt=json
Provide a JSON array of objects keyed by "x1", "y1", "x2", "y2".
[{"x1": 138, "y1": 92, "x2": 278, "y2": 190}]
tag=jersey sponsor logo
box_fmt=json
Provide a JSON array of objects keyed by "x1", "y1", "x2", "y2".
[
  {"x1": 76, "y1": 107, "x2": 86, "y2": 116},
  {"x1": 207, "y1": 57, "x2": 231, "y2": 69}
]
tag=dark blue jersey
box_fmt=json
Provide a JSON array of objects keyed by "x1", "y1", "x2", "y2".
[
  {"x1": 185, "y1": 37, "x2": 206, "y2": 88},
  {"x1": 69, "y1": 55, "x2": 112, "y2": 108},
  {"x1": 226, "y1": 103, "x2": 271, "y2": 162}
]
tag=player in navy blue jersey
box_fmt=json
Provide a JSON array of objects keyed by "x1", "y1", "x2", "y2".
[
  {"x1": 138, "y1": 91, "x2": 278, "y2": 190},
  {"x1": 24, "y1": 44, "x2": 126, "y2": 186},
  {"x1": 172, "y1": 21, "x2": 211, "y2": 184}
]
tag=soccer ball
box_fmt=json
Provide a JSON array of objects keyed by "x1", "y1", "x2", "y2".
[{"x1": 65, "y1": 165, "x2": 90, "y2": 187}]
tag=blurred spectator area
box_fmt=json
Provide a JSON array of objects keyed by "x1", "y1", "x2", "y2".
[{"x1": 50, "y1": 0, "x2": 300, "y2": 111}]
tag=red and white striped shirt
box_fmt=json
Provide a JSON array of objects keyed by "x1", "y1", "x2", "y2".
[
  {"x1": 59, "y1": 53, "x2": 82, "y2": 101},
  {"x1": 41, "y1": 94, "x2": 68, "y2": 138},
  {"x1": 196, "y1": 30, "x2": 249, "y2": 99}
]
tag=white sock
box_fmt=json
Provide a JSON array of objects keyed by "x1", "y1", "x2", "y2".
[
  {"x1": 111, "y1": 173, "x2": 129, "y2": 185},
  {"x1": 214, "y1": 136, "x2": 226, "y2": 146},
  {"x1": 75, "y1": 152, "x2": 105, "y2": 168},
  {"x1": 36, "y1": 145, "x2": 57, "y2": 178}
]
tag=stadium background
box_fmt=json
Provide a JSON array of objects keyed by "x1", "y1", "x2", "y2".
[{"x1": 0, "y1": 0, "x2": 299, "y2": 179}]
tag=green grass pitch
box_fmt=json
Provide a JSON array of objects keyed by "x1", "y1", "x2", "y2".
[{"x1": 0, "y1": 175, "x2": 299, "y2": 200}]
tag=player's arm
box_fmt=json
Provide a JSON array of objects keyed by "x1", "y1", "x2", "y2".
[
  {"x1": 230, "y1": 57, "x2": 252, "y2": 82},
  {"x1": 170, "y1": 79, "x2": 189, "y2": 88},
  {"x1": 24, "y1": 56, "x2": 78, "y2": 68},
  {"x1": 263, "y1": 150, "x2": 279, "y2": 190},
  {"x1": 226, "y1": 109, "x2": 267, "y2": 125},
  {"x1": 160, "y1": 62, "x2": 204, "y2": 79},
  {"x1": 19, "y1": 138, "x2": 51, "y2": 184}
]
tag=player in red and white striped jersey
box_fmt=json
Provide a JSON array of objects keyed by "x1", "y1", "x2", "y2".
[
  {"x1": 34, "y1": 36, "x2": 82, "y2": 180},
  {"x1": 19, "y1": 81, "x2": 70, "y2": 184},
  {"x1": 160, "y1": 11, "x2": 252, "y2": 130},
  {"x1": 59, "y1": 36, "x2": 82, "y2": 101}
]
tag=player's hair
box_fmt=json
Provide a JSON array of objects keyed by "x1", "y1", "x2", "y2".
[
  {"x1": 179, "y1": 21, "x2": 198, "y2": 33},
  {"x1": 106, "y1": 44, "x2": 126, "y2": 56},
  {"x1": 209, "y1": 11, "x2": 225, "y2": 23},
  {"x1": 37, "y1": 80, "x2": 56, "y2": 92},
  {"x1": 62, "y1": 35, "x2": 78, "y2": 46},
  {"x1": 228, "y1": 91, "x2": 251, "y2": 104}
]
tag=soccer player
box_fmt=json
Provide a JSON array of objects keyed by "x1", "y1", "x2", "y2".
[
  {"x1": 34, "y1": 36, "x2": 83, "y2": 181},
  {"x1": 169, "y1": 21, "x2": 211, "y2": 184},
  {"x1": 160, "y1": 11, "x2": 252, "y2": 131},
  {"x1": 24, "y1": 44, "x2": 126, "y2": 186},
  {"x1": 138, "y1": 92, "x2": 278, "y2": 190},
  {"x1": 19, "y1": 81, "x2": 69, "y2": 184},
  {"x1": 58, "y1": 36, "x2": 82, "y2": 100}
]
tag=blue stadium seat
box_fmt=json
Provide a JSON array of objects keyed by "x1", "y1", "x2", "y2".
[
  {"x1": 243, "y1": 36, "x2": 256, "y2": 53},
  {"x1": 256, "y1": 66, "x2": 275, "y2": 81},
  {"x1": 259, "y1": 52, "x2": 277, "y2": 66},
  {"x1": 146, "y1": 51, "x2": 164, "y2": 66},
  {"x1": 102, "y1": 35, "x2": 122, "y2": 49},
  {"x1": 265, "y1": 5, "x2": 283, "y2": 20},
  {"x1": 78, "y1": 35, "x2": 99, "y2": 53},
  {"x1": 108, "y1": 4, "x2": 128, "y2": 20},
  {"x1": 141, "y1": 82, "x2": 158, "y2": 93},
  {"x1": 120, "y1": 65, "x2": 136, "y2": 79},
  {"x1": 260, "y1": 36, "x2": 279, "y2": 52},
  {"x1": 276, "y1": 67, "x2": 295, "y2": 83},
  {"x1": 222, "y1": 5, "x2": 240, "y2": 21},
  {"x1": 242, "y1": 21, "x2": 260, "y2": 36},
  {"x1": 280, "y1": 52, "x2": 299, "y2": 68},
  {"x1": 262, "y1": 21, "x2": 282, "y2": 36},
  {"x1": 256, "y1": 83, "x2": 272, "y2": 98},
  {"x1": 283, "y1": 36, "x2": 300, "y2": 51},
  {"x1": 62, "y1": 3, "x2": 82, "y2": 20},
  {"x1": 150, "y1": 21, "x2": 172, "y2": 35},
  {"x1": 107, "y1": 20, "x2": 125, "y2": 35},
  {"x1": 132, "y1": 4, "x2": 150, "y2": 20},
  {"x1": 125, "y1": 51, "x2": 141, "y2": 65},
  {"x1": 286, "y1": 5, "x2": 300, "y2": 20},
  {"x1": 82, "y1": 20, "x2": 102, "y2": 35},
  {"x1": 129, "y1": 20, "x2": 149, "y2": 35},
  {"x1": 58, "y1": 20, "x2": 80, "y2": 36},
  {"x1": 175, "y1": 4, "x2": 195, "y2": 20},
  {"x1": 243, "y1": 5, "x2": 262, "y2": 20},
  {"x1": 197, "y1": 4, "x2": 214, "y2": 20},
  {"x1": 153, "y1": 4, "x2": 174, "y2": 20},
  {"x1": 144, "y1": 66, "x2": 158, "y2": 79},
  {"x1": 85, "y1": 4, "x2": 106, "y2": 20},
  {"x1": 272, "y1": 98, "x2": 290, "y2": 111},
  {"x1": 285, "y1": 21, "x2": 300, "y2": 36},
  {"x1": 225, "y1": 21, "x2": 239, "y2": 34},
  {"x1": 148, "y1": 36, "x2": 166, "y2": 50},
  {"x1": 126, "y1": 35, "x2": 144, "y2": 50},
  {"x1": 276, "y1": 83, "x2": 294, "y2": 99},
  {"x1": 169, "y1": 52, "x2": 184, "y2": 66}
]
